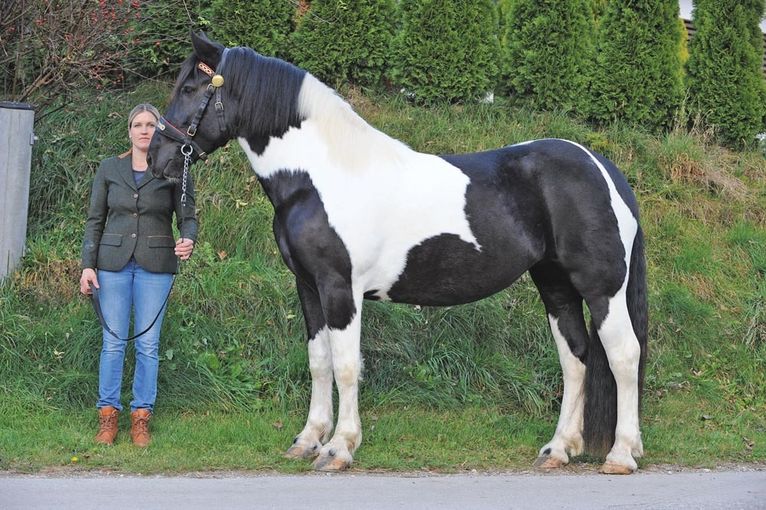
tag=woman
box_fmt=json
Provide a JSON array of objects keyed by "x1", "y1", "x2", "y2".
[{"x1": 79, "y1": 103, "x2": 197, "y2": 447}]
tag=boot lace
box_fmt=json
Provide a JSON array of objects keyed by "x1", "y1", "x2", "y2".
[
  {"x1": 133, "y1": 416, "x2": 150, "y2": 435},
  {"x1": 99, "y1": 412, "x2": 118, "y2": 429}
]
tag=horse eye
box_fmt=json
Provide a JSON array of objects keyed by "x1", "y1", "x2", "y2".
[{"x1": 181, "y1": 85, "x2": 195, "y2": 94}]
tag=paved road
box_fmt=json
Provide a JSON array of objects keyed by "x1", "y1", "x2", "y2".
[{"x1": 1, "y1": 469, "x2": 764, "y2": 510}]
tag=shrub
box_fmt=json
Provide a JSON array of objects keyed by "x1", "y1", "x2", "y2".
[
  {"x1": 686, "y1": 0, "x2": 766, "y2": 147},
  {"x1": 289, "y1": 0, "x2": 396, "y2": 87},
  {"x1": 502, "y1": 0, "x2": 595, "y2": 114},
  {"x1": 591, "y1": 0, "x2": 609, "y2": 19},
  {"x1": 587, "y1": 0, "x2": 685, "y2": 132},
  {"x1": 389, "y1": 0, "x2": 500, "y2": 104},
  {"x1": 208, "y1": 0, "x2": 295, "y2": 58},
  {"x1": 128, "y1": 0, "x2": 211, "y2": 80},
  {"x1": 0, "y1": 0, "x2": 138, "y2": 109},
  {"x1": 497, "y1": 0, "x2": 514, "y2": 38}
]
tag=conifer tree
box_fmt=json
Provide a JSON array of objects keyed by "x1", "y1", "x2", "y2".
[
  {"x1": 208, "y1": 0, "x2": 295, "y2": 58},
  {"x1": 503, "y1": 0, "x2": 594, "y2": 113},
  {"x1": 290, "y1": 0, "x2": 396, "y2": 87},
  {"x1": 130, "y1": 0, "x2": 211, "y2": 78},
  {"x1": 587, "y1": 0, "x2": 684, "y2": 131},
  {"x1": 389, "y1": 0, "x2": 500, "y2": 104},
  {"x1": 687, "y1": 0, "x2": 766, "y2": 146}
]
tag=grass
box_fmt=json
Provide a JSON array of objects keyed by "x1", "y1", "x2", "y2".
[
  {"x1": 0, "y1": 403, "x2": 545, "y2": 474},
  {"x1": 0, "y1": 81, "x2": 764, "y2": 474},
  {"x1": 1, "y1": 399, "x2": 762, "y2": 474}
]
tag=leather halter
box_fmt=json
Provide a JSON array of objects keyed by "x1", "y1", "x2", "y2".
[{"x1": 156, "y1": 48, "x2": 229, "y2": 161}]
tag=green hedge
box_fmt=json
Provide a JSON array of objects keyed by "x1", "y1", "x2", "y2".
[
  {"x1": 502, "y1": 0, "x2": 594, "y2": 114},
  {"x1": 290, "y1": 0, "x2": 396, "y2": 87},
  {"x1": 587, "y1": 0, "x2": 685, "y2": 132},
  {"x1": 389, "y1": 0, "x2": 500, "y2": 104},
  {"x1": 208, "y1": 0, "x2": 295, "y2": 58},
  {"x1": 686, "y1": 0, "x2": 766, "y2": 147},
  {"x1": 129, "y1": 0, "x2": 211, "y2": 79}
]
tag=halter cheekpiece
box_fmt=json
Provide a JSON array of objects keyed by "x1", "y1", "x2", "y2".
[{"x1": 156, "y1": 49, "x2": 229, "y2": 162}]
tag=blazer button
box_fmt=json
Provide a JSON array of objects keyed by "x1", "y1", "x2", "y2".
[
  {"x1": 133, "y1": 212, "x2": 138, "y2": 217},
  {"x1": 131, "y1": 233, "x2": 136, "y2": 238},
  {"x1": 133, "y1": 193, "x2": 138, "y2": 198}
]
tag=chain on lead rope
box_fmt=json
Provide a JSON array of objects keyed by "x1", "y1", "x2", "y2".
[{"x1": 180, "y1": 143, "x2": 192, "y2": 208}]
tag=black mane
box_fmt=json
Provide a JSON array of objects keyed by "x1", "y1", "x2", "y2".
[{"x1": 225, "y1": 48, "x2": 307, "y2": 151}]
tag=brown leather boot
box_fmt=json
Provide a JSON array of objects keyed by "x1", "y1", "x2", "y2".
[
  {"x1": 95, "y1": 406, "x2": 119, "y2": 445},
  {"x1": 130, "y1": 409, "x2": 152, "y2": 447}
]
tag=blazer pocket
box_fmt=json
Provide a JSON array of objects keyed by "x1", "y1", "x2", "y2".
[
  {"x1": 100, "y1": 233, "x2": 123, "y2": 247},
  {"x1": 147, "y1": 235, "x2": 176, "y2": 248}
]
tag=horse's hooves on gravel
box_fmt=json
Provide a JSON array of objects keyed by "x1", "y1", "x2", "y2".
[
  {"x1": 313, "y1": 452, "x2": 351, "y2": 472},
  {"x1": 600, "y1": 461, "x2": 635, "y2": 475},
  {"x1": 533, "y1": 455, "x2": 565, "y2": 470},
  {"x1": 284, "y1": 444, "x2": 319, "y2": 460}
]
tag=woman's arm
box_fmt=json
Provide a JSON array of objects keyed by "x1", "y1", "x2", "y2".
[
  {"x1": 80, "y1": 161, "x2": 108, "y2": 294},
  {"x1": 173, "y1": 170, "x2": 198, "y2": 259}
]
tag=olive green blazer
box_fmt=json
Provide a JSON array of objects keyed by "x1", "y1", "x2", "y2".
[{"x1": 81, "y1": 154, "x2": 197, "y2": 274}]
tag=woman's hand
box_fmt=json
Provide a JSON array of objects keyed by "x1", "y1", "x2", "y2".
[
  {"x1": 80, "y1": 268, "x2": 99, "y2": 295},
  {"x1": 175, "y1": 238, "x2": 195, "y2": 260}
]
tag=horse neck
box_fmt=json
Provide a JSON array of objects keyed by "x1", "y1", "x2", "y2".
[
  {"x1": 240, "y1": 73, "x2": 413, "y2": 182},
  {"x1": 293, "y1": 75, "x2": 413, "y2": 171}
]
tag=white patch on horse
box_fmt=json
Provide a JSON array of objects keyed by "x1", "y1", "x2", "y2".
[
  {"x1": 539, "y1": 315, "x2": 585, "y2": 464},
  {"x1": 561, "y1": 139, "x2": 643, "y2": 470},
  {"x1": 306, "y1": 327, "x2": 334, "y2": 439},
  {"x1": 238, "y1": 75, "x2": 481, "y2": 301}
]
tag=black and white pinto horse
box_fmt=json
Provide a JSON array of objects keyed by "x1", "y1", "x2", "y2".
[{"x1": 149, "y1": 33, "x2": 647, "y2": 474}]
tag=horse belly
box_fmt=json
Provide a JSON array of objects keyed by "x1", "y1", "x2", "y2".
[{"x1": 381, "y1": 233, "x2": 535, "y2": 306}]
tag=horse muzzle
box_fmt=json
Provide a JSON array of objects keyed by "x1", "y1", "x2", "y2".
[{"x1": 148, "y1": 137, "x2": 183, "y2": 180}]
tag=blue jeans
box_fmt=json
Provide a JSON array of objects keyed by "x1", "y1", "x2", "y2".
[{"x1": 96, "y1": 259, "x2": 173, "y2": 412}]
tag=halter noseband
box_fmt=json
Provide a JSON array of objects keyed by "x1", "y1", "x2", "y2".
[{"x1": 156, "y1": 48, "x2": 229, "y2": 161}]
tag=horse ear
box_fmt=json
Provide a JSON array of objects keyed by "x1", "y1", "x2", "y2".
[{"x1": 191, "y1": 31, "x2": 225, "y2": 67}]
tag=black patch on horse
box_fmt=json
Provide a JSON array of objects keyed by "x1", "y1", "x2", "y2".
[{"x1": 259, "y1": 169, "x2": 356, "y2": 335}]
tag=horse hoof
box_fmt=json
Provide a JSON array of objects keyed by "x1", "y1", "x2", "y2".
[
  {"x1": 313, "y1": 452, "x2": 352, "y2": 472},
  {"x1": 284, "y1": 443, "x2": 319, "y2": 460},
  {"x1": 533, "y1": 455, "x2": 565, "y2": 470},
  {"x1": 600, "y1": 461, "x2": 636, "y2": 475}
]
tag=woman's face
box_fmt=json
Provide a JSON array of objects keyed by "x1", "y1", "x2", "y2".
[{"x1": 130, "y1": 111, "x2": 157, "y2": 152}]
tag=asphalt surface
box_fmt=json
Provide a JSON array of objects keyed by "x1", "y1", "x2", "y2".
[{"x1": 1, "y1": 469, "x2": 765, "y2": 510}]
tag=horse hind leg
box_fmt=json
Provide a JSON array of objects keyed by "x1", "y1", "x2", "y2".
[
  {"x1": 285, "y1": 280, "x2": 334, "y2": 460},
  {"x1": 587, "y1": 291, "x2": 643, "y2": 474},
  {"x1": 530, "y1": 263, "x2": 588, "y2": 470}
]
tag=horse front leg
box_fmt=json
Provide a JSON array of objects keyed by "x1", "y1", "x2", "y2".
[
  {"x1": 313, "y1": 290, "x2": 363, "y2": 471},
  {"x1": 285, "y1": 327, "x2": 334, "y2": 459},
  {"x1": 285, "y1": 282, "x2": 334, "y2": 460}
]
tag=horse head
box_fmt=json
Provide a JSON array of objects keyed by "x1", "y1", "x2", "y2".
[
  {"x1": 149, "y1": 32, "x2": 307, "y2": 180},
  {"x1": 149, "y1": 32, "x2": 233, "y2": 180}
]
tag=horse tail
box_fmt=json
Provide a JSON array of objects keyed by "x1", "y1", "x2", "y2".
[{"x1": 584, "y1": 227, "x2": 648, "y2": 456}]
